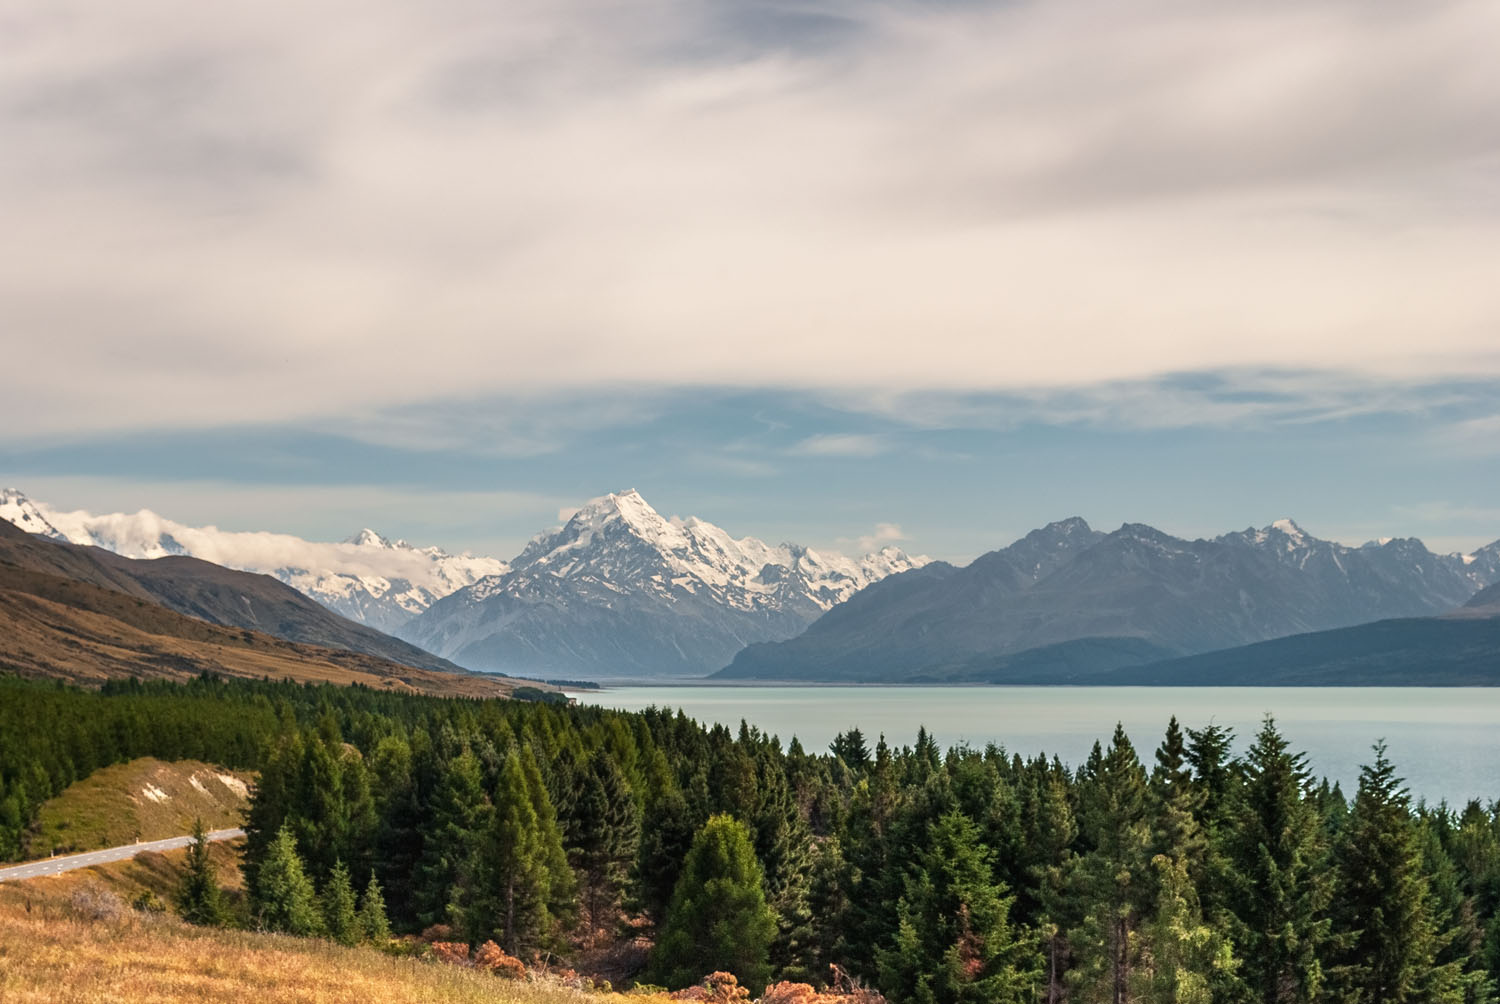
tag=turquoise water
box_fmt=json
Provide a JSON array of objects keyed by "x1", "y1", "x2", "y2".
[{"x1": 584, "y1": 686, "x2": 1500, "y2": 806}]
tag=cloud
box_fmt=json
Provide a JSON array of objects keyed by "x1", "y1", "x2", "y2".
[
  {"x1": 2, "y1": 0, "x2": 1499, "y2": 443},
  {"x1": 1441, "y1": 414, "x2": 1500, "y2": 455},
  {"x1": 840, "y1": 521, "x2": 908, "y2": 554},
  {"x1": 790, "y1": 433, "x2": 888, "y2": 457}
]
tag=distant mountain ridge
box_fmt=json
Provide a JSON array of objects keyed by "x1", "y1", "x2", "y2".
[
  {"x1": 398, "y1": 489, "x2": 929, "y2": 678},
  {"x1": 718, "y1": 516, "x2": 1500, "y2": 682},
  {"x1": 0, "y1": 489, "x2": 507, "y2": 634},
  {"x1": 0, "y1": 516, "x2": 506, "y2": 691}
]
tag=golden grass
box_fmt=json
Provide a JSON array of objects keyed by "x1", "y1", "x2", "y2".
[
  {"x1": 0, "y1": 886, "x2": 647, "y2": 1004},
  {"x1": 28, "y1": 758, "x2": 253, "y2": 858}
]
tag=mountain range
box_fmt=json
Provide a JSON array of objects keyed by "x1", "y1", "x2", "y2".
[
  {"x1": 0, "y1": 516, "x2": 519, "y2": 696},
  {"x1": 718, "y1": 517, "x2": 1500, "y2": 682},
  {"x1": 2, "y1": 488, "x2": 929, "y2": 680},
  {"x1": 0, "y1": 489, "x2": 507, "y2": 634},
  {"x1": 5, "y1": 487, "x2": 1497, "y2": 684},
  {"x1": 398, "y1": 490, "x2": 929, "y2": 678}
]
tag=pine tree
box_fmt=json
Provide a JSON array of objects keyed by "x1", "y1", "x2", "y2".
[
  {"x1": 1131, "y1": 853, "x2": 1236, "y2": 1004},
  {"x1": 413, "y1": 748, "x2": 491, "y2": 929},
  {"x1": 876, "y1": 810, "x2": 1038, "y2": 1004},
  {"x1": 357, "y1": 874, "x2": 391, "y2": 944},
  {"x1": 176, "y1": 817, "x2": 226, "y2": 926},
  {"x1": 322, "y1": 859, "x2": 358, "y2": 945},
  {"x1": 1330, "y1": 742, "x2": 1452, "y2": 1003},
  {"x1": 570, "y1": 753, "x2": 641, "y2": 945},
  {"x1": 1226, "y1": 717, "x2": 1332, "y2": 1004},
  {"x1": 1067, "y1": 724, "x2": 1151, "y2": 1004},
  {"x1": 638, "y1": 787, "x2": 700, "y2": 925},
  {"x1": 649, "y1": 813, "x2": 777, "y2": 994},
  {"x1": 255, "y1": 823, "x2": 323, "y2": 936},
  {"x1": 461, "y1": 748, "x2": 573, "y2": 955}
]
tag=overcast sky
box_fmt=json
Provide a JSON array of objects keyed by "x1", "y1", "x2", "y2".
[{"x1": 2, "y1": 0, "x2": 1497, "y2": 562}]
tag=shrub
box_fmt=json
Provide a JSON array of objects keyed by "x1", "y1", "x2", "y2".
[{"x1": 473, "y1": 940, "x2": 527, "y2": 979}]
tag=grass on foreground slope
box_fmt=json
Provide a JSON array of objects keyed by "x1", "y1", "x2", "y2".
[
  {"x1": 25, "y1": 758, "x2": 253, "y2": 858},
  {"x1": 0, "y1": 885, "x2": 633, "y2": 1004}
]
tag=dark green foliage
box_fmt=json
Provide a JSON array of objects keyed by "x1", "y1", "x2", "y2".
[
  {"x1": 1226, "y1": 716, "x2": 1334, "y2": 1004},
  {"x1": 461, "y1": 750, "x2": 544, "y2": 952},
  {"x1": 876, "y1": 810, "x2": 1037, "y2": 1004},
  {"x1": 650, "y1": 814, "x2": 777, "y2": 994},
  {"x1": 322, "y1": 859, "x2": 359, "y2": 946},
  {"x1": 414, "y1": 748, "x2": 490, "y2": 928},
  {"x1": 176, "y1": 817, "x2": 225, "y2": 926},
  {"x1": 568, "y1": 753, "x2": 641, "y2": 943},
  {"x1": 1330, "y1": 743, "x2": 1456, "y2": 1003},
  {"x1": 255, "y1": 823, "x2": 322, "y2": 936},
  {"x1": 358, "y1": 874, "x2": 391, "y2": 943}
]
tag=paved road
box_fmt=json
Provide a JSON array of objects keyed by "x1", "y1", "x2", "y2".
[{"x1": 0, "y1": 828, "x2": 245, "y2": 883}]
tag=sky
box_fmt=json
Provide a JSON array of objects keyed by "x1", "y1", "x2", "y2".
[{"x1": 2, "y1": 0, "x2": 1497, "y2": 564}]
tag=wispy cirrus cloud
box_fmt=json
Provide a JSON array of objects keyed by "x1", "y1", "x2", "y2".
[{"x1": 790, "y1": 433, "x2": 889, "y2": 458}]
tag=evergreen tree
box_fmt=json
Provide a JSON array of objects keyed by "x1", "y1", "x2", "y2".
[
  {"x1": 176, "y1": 817, "x2": 225, "y2": 926},
  {"x1": 638, "y1": 787, "x2": 700, "y2": 925},
  {"x1": 649, "y1": 814, "x2": 777, "y2": 994},
  {"x1": 876, "y1": 810, "x2": 1038, "y2": 1004},
  {"x1": 1131, "y1": 852, "x2": 1236, "y2": 1004},
  {"x1": 413, "y1": 748, "x2": 490, "y2": 929},
  {"x1": 255, "y1": 823, "x2": 323, "y2": 936},
  {"x1": 1067, "y1": 724, "x2": 1151, "y2": 1004},
  {"x1": 570, "y1": 753, "x2": 641, "y2": 945},
  {"x1": 1226, "y1": 717, "x2": 1332, "y2": 1004},
  {"x1": 1330, "y1": 742, "x2": 1453, "y2": 1003},
  {"x1": 357, "y1": 873, "x2": 391, "y2": 944},
  {"x1": 322, "y1": 859, "x2": 359, "y2": 946},
  {"x1": 462, "y1": 748, "x2": 573, "y2": 954}
]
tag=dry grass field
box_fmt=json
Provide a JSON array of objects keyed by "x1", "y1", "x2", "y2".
[{"x1": 0, "y1": 887, "x2": 635, "y2": 1004}]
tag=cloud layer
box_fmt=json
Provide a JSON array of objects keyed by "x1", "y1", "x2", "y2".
[{"x1": 3, "y1": 0, "x2": 1498, "y2": 441}]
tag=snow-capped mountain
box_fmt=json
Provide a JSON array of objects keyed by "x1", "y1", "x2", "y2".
[
  {"x1": 719, "y1": 516, "x2": 1500, "y2": 682},
  {"x1": 0, "y1": 489, "x2": 508, "y2": 634},
  {"x1": 398, "y1": 489, "x2": 930, "y2": 678}
]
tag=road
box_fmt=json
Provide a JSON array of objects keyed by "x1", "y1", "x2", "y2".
[{"x1": 0, "y1": 828, "x2": 245, "y2": 883}]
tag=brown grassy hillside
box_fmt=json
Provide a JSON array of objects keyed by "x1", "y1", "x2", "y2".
[
  {"x1": 0, "y1": 516, "x2": 470, "y2": 674},
  {"x1": 0, "y1": 562, "x2": 522, "y2": 697}
]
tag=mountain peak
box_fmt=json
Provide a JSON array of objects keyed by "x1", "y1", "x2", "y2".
[
  {"x1": 0, "y1": 488, "x2": 66, "y2": 540},
  {"x1": 344, "y1": 528, "x2": 393, "y2": 548},
  {"x1": 1269, "y1": 517, "x2": 1308, "y2": 540}
]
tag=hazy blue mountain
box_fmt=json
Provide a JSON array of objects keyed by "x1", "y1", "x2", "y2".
[{"x1": 717, "y1": 517, "x2": 1499, "y2": 682}]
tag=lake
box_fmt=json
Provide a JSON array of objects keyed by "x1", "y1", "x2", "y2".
[{"x1": 584, "y1": 685, "x2": 1500, "y2": 806}]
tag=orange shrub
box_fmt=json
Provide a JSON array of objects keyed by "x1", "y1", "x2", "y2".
[
  {"x1": 430, "y1": 941, "x2": 471, "y2": 966},
  {"x1": 473, "y1": 940, "x2": 527, "y2": 980},
  {"x1": 760, "y1": 982, "x2": 821, "y2": 1004}
]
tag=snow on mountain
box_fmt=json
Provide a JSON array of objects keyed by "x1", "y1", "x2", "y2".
[
  {"x1": 399, "y1": 489, "x2": 930, "y2": 679},
  {"x1": 0, "y1": 490, "x2": 508, "y2": 634},
  {"x1": 0, "y1": 489, "x2": 67, "y2": 540}
]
